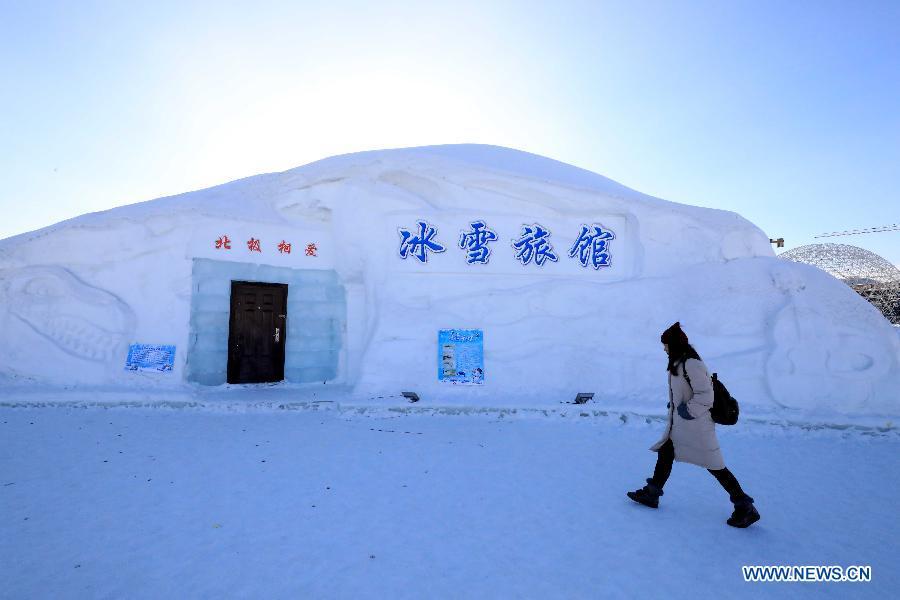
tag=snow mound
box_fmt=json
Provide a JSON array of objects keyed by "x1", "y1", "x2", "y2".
[{"x1": 0, "y1": 144, "x2": 897, "y2": 417}]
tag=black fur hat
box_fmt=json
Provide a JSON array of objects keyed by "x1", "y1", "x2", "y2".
[{"x1": 660, "y1": 322, "x2": 689, "y2": 346}]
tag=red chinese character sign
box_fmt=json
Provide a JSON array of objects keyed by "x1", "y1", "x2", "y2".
[
  {"x1": 193, "y1": 227, "x2": 332, "y2": 269},
  {"x1": 213, "y1": 236, "x2": 315, "y2": 256}
]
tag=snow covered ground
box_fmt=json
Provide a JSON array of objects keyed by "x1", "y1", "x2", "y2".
[{"x1": 2, "y1": 401, "x2": 898, "y2": 598}]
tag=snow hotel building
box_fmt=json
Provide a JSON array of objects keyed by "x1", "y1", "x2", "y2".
[{"x1": 0, "y1": 145, "x2": 897, "y2": 414}]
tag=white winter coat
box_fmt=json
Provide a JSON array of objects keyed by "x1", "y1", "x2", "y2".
[{"x1": 650, "y1": 358, "x2": 725, "y2": 470}]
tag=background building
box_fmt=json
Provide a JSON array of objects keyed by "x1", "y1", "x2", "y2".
[{"x1": 780, "y1": 243, "x2": 900, "y2": 325}]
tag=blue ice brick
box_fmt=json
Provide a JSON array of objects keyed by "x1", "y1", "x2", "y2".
[
  {"x1": 192, "y1": 294, "x2": 227, "y2": 313},
  {"x1": 286, "y1": 319, "x2": 334, "y2": 337},
  {"x1": 300, "y1": 302, "x2": 343, "y2": 319},
  {"x1": 288, "y1": 350, "x2": 340, "y2": 369},
  {"x1": 193, "y1": 334, "x2": 228, "y2": 353},
  {"x1": 286, "y1": 352, "x2": 321, "y2": 369},
  {"x1": 285, "y1": 366, "x2": 337, "y2": 383},
  {"x1": 297, "y1": 270, "x2": 338, "y2": 285},
  {"x1": 287, "y1": 285, "x2": 329, "y2": 303},
  {"x1": 190, "y1": 370, "x2": 226, "y2": 386},
  {"x1": 285, "y1": 335, "x2": 335, "y2": 352},
  {"x1": 324, "y1": 285, "x2": 346, "y2": 302},
  {"x1": 186, "y1": 348, "x2": 228, "y2": 381},
  {"x1": 191, "y1": 311, "x2": 229, "y2": 331},
  {"x1": 198, "y1": 279, "x2": 231, "y2": 297},
  {"x1": 253, "y1": 265, "x2": 292, "y2": 283},
  {"x1": 188, "y1": 349, "x2": 228, "y2": 370},
  {"x1": 192, "y1": 259, "x2": 221, "y2": 277},
  {"x1": 189, "y1": 319, "x2": 228, "y2": 341}
]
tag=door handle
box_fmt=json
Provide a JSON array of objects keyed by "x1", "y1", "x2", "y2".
[{"x1": 274, "y1": 328, "x2": 280, "y2": 343}]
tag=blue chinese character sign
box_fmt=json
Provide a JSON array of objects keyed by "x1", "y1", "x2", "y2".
[
  {"x1": 512, "y1": 223, "x2": 558, "y2": 267},
  {"x1": 438, "y1": 329, "x2": 484, "y2": 385},
  {"x1": 568, "y1": 223, "x2": 616, "y2": 269},
  {"x1": 125, "y1": 344, "x2": 176, "y2": 372},
  {"x1": 399, "y1": 220, "x2": 446, "y2": 263},
  {"x1": 459, "y1": 220, "x2": 499, "y2": 264}
]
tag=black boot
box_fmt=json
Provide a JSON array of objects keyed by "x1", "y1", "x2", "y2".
[
  {"x1": 627, "y1": 478, "x2": 664, "y2": 509},
  {"x1": 727, "y1": 495, "x2": 760, "y2": 528}
]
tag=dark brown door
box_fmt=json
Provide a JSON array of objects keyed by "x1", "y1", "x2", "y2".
[{"x1": 227, "y1": 282, "x2": 288, "y2": 384}]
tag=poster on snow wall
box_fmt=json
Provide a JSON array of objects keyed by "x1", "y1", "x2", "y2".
[
  {"x1": 125, "y1": 344, "x2": 176, "y2": 373},
  {"x1": 438, "y1": 329, "x2": 484, "y2": 385}
]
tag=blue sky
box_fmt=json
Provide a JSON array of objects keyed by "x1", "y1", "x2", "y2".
[{"x1": 2, "y1": 0, "x2": 898, "y2": 263}]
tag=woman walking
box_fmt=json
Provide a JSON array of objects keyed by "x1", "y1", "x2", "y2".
[{"x1": 627, "y1": 322, "x2": 760, "y2": 528}]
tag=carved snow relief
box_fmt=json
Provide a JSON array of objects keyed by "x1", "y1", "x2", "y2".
[{"x1": 0, "y1": 266, "x2": 136, "y2": 364}]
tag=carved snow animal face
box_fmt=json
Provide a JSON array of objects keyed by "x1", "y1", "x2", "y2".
[{"x1": 0, "y1": 266, "x2": 136, "y2": 365}]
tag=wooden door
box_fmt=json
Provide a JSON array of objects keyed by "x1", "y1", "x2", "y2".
[{"x1": 227, "y1": 282, "x2": 288, "y2": 384}]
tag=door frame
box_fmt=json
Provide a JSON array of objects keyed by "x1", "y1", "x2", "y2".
[{"x1": 226, "y1": 280, "x2": 288, "y2": 384}]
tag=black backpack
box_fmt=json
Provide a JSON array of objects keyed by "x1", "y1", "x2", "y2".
[{"x1": 681, "y1": 364, "x2": 740, "y2": 426}]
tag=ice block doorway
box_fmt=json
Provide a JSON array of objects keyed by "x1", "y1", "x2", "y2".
[{"x1": 227, "y1": 281, "x2": 288, "y2": 384}]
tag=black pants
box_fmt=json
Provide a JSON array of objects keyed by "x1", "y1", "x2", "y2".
[{"x1": 651, "y1": 439, "x2": 748, "y2": 502}]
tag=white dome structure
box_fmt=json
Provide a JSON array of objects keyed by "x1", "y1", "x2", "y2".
[
  {"x1": 780, "y1": 243, "x2": 900, "y2": 324},
  {"x1": 1, "y1": 145, "x2": 898, "y2": 415}
]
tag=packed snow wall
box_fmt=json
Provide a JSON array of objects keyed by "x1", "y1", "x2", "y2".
[{"x1": 0, "y1": 145, "x2": 897, "y2": 415}]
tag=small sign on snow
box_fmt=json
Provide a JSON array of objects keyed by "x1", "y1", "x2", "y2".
[
  {"x1": 438, "y1": 329, "x2": 484, "y2": 385},
  {"x1": 125, "y1": 344, "x2": 176, "y2": 373}
]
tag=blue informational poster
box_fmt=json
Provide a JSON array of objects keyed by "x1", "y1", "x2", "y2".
[
  {"x1": 125, "y1": 344, "x2": 176, "y2": 373},
  {"x1": 438, "y1": 329, "x2": 484, "y2": 385}
]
